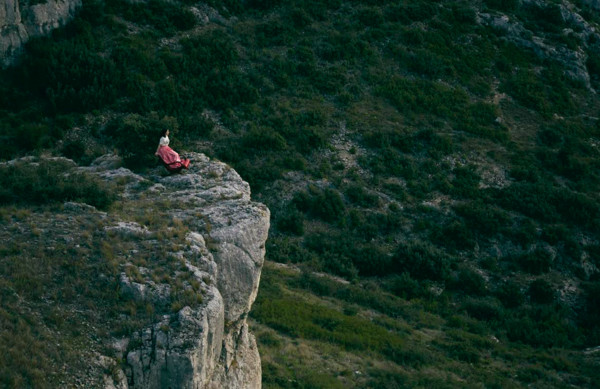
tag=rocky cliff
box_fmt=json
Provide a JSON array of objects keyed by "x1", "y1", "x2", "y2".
[
  {"x1": 0, "y1": 152, "x2": 269, "y2": 388},
  {"x1": 1, "y1": 0, "x2": 81, "y2": 67},
  {"x1": 93, "y1": 152, "x2": 269, "y2": 389}
]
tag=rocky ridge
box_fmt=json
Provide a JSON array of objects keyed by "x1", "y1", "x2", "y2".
[{"x1": 1, "y1": 0, "x2": 81, "y2": 67}]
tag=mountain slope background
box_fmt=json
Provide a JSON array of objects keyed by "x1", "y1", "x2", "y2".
[{"x1": 1, "y1": 0, "x2": 600, "y2": 387}]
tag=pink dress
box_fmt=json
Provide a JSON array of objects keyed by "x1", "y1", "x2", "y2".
[{"x1": 157, "y1": 136, "x2": 190, "y2": 171}]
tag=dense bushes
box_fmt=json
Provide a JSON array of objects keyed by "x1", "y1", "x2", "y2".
[
  {"x1": 392, "y1": 241, "x2": 452, "y2": 281},
  {"x1": 292, "y1": 186, "x2": 346, "y2": 223},
  {"x1": 0, "y1": 159, "x2": 116, "y2": 209},
  {"x1": 493, "y1": 183, "x2": 599, "y2": 230},
  {"x1": 108, "y1": 0, "x2": 196, "y2": 35},
  {"x1": 104, "y1": 114, "x2": 178, "y2": 170}
]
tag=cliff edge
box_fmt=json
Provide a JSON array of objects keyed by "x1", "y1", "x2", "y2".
[
  {"x1": 0, "y1": 152, "x2": 268, "y2": 388},
  {"x1": 104, "y1": 152, "x2": 269, "y2": 389}
]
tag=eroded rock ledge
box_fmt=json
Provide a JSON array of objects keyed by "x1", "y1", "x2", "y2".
[{"x1": 90, "y1": 152, "x2": 269, "y2": 389}]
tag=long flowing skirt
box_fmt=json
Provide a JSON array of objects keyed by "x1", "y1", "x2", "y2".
[{"x1": 157, "y1": 146, "x2": 190, "y2": 171}]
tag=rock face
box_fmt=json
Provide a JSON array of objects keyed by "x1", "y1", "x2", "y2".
[
  {"x1": 93, "y1": 152, "x2": 269, "y2": 389},
  {"x1": 478, "y1": 0, "x2": 600, "y2": 90},
  {"x1": 1, "y1": 0, "x2": 81, "y2": 67}
]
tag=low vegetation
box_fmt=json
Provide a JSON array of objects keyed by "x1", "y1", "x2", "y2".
[{"x1": 1, "y1": 0, "x2": 600, "y2": 387}]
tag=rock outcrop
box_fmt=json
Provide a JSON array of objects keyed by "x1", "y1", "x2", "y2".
[
  {"x1": 86, "y1": 152, "x2": 269, "y2": 389},
  {"x1": 1, "y1": 0, "x2": 81, "y2": 67},
  {"x1": 478, "y1": 0, "x2": 600, "y2": 90}
]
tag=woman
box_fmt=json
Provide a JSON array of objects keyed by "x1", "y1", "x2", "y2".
[{"x1": 155, "y1": 129, "x2": 190, "y2": 172}]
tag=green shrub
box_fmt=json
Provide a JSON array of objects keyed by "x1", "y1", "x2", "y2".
[
  {"x1": 376, "y1": 77, "x2": 469, "y2": 120},
  {"x1": 0, "y1": 159, "x2": 116, "y2": 209},
  {"x1": 392, "y1": 241, "x2": 452, "y2": 281},
  {"x1": 265, "y1": 237, "x2": 315, "y2": 264},
  {"x1": 457, "y1": 102, "x2": 508, "y2": 142},
  {"x1": 276, "y1": 209, "x2": 305, "y2": 235},
  {"x1": 21, "y1": 37, "x2": 119, "y2": 113},
  {"x1": 344, "y1": 184, "x2": 379, "y2": 207},
  {"x1": 494, "y1": 183, "x2": 600, "y2": 230},
  {"x1": 385, "y1": 2, "x2": 438, "y2": 23},
  {"x1": 579, "y1": 281, "x2": 600, "y2": 344},
  {"x1": 505, "y1": 218, "x2": 539, "y2": 247},
  {"x1": 484, "y1": 0, "x2": 518, "y2": 11},
  {"x1": 495, "y1": 280, "x2": 525, "y2": 308},
  {"x1": 501, "y1": 67, "x2": 576, "y2": 117},
  {"x1": 453, "y1": 201, "x2": 509, "y2": 237},
  {"x1": 521, "y1": 3, "x2": 565, "y2": 34},
  {"x1": 528, "y1": 279, "x2": 555, "y2": 304},
  {"x1": 430, "y1": 219, "x2": 476, "y2": 251},
  {"x1": 462, "y1": 297, "x2": 503, "y2": 321},
  {"x1": 104, "y1": 114, "x2": 178, "y2": 170},
  {"x1": 242, "y1": 125, "x2": 288, "y2": 151},
  {"x1": 512, "y1": 249, "x2": 553, "y2": 275},
  {"x1": 451, "y1": 267, "x2": 488, "y2": 296},
  {"x1": 292, "y1": 186, "x2": 346, "y2": 223},
  {"x1": 384, "y1": 273, "x2": 429, "y2": 300},
  {"x1": 446, "y1": 165, "x2": 481, "y2": 198},
  {"x1": 504, "y1": 306, "x2": 578, "y2": 348},
  {"x1": 361, "y1": 148, "x2": 417, "y2": 178}
]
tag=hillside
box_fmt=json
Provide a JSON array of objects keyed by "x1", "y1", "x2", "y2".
[{"x1": 1, "y1": 0, "x2": 600, "y2": 387}]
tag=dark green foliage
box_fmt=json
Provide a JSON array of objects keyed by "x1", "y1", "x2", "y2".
[
  {"x1": 447, "y1": 165, "x2": 481, "y2": 198},
  {"x1": 108, "y1": 0, "x2": 196, "y2": 35},
  {"x1": 0, "y1": 159, "x2": 116, "y2": 209},
  {"x1": 276, "y1": 209, "x2": 305, "y2": 235},
  {"x1": 512, "y1": 249, "x2": 553, "y2": 275},
  {"x1": 20, "y1": 37, "x2": 119, "y2": 113},
  {"x1": 242, "y1": 125, "x2": 288, "y2": 151},
  {"x1": 587, "y1": 51, "x2": 600, "y2": 86},
  {"x1": 385, "y1": 2, "x2": 438, "y2": 23},
  {"x1": 451, "y1": 267, "x2": 488, "y2": 296},
  {"x1": 453, "y1": 201, "x2": 509, "y2": 237},
  {"x1": 344, "y1": 184, "x2": 379, "y2": 207},
  {"x1": 520, "y1": 3, "x2": 565, "y2": 34},
  {"x1": 62, "y1": 140, "x2": 91, "y2": 165},
  {"x1": 292, "y1": 186, "x2": 346, "y2": 223},
  {"x1": 495, "y1": 280, "x2": 525, "y2": 308},
  {"x1": 483, "y1": 0, "x2": 518, "y2": 11},
  {"x1": 266, "y1": 237, "x2": 316, "y2": 265},
  {"x1": 392, "y1": 241, "x2": 452, "y2": 281},
  {"x1": 579, "y1": 282, "x2": 600, "y2": 343},
  {"x1": 104, "y1": 114, "x2": 177, "y2": 170},
  {"x1": 494, "y1": 183, "x2": 600, "y2": 230},
  {"x1": 384, "y1": 273, "x2": 430, "y2": 300},
  {"x1": 528, "y1": 279, "x2": 555, "y2": 304},
  {"x1": 361, "y1": 148, "x2": 417, "y2": 178},
  {"x1": 504, "y1": 305, "x2": 579, "y2": 347},
  {"x1": 457, "y1": 103, "x2": 508, "y2": 142},
  {"x1": 430, "y1": 218, "x2": 476, "y2": 251},
  {"x1": 502, "y1": 67, "x2": 576, "y2": 117},
  {"x1": 377, "y1": 77, "x2": 469, "y2": 120}
]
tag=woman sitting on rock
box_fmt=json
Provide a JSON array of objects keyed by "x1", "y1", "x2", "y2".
[{"x1": 155, "y1": 129, "x2": 190, "y2": 172}]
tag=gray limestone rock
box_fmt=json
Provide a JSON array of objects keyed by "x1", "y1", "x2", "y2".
[
  {"x1": 1, "y1": 0, "x2": 81, "y2": 67},
  {"x1": 110, "y1": 151, "x2": 269, "y2": 389}
]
